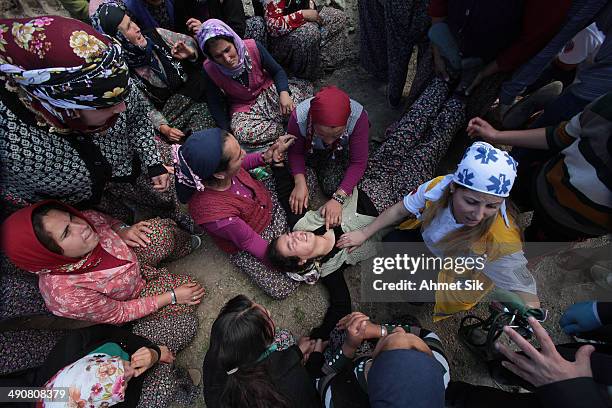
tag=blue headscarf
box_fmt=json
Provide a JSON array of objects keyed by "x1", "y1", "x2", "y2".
[
  {"x1": 368, "y1": 349, "x2": 446, "y2": 408},
  {"x1": 172, "y1": 128, "x2": 225, "y2": 203},
  {"x1": 124, "y1": 0, "x2": 175, "y2": 31}
]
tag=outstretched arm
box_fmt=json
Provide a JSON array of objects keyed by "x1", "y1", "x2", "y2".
[
  {"x1": 467, "y1": 117, "x2": 548, "y2": 149},
  {"x1": 336, "y1": 200, "x2": 410, "y2": 251}
]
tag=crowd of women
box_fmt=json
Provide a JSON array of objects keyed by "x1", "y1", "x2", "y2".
[{"x1": 0, "y1": 0, "x2": 611, "y2": 407}]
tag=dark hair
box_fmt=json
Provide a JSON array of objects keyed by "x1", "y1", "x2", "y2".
[
  {"x1": 204, "y1": 130, "x2": 233, "y2": 184},
  {"x1": 267, "y1": 236, "x2": 301, "y2": 271},
  {"x1": 31, "y1": 203, "x2": 67, "y2": 255},
  {"x1": 208, "y1": 295, "x2": 289, "y2": 408},
  {"x1": 266, "y1": 236, "x2": 314, "y2": 272},
  {"x1": 204, "y1": 35, "x2": 235, "y2": 57}
]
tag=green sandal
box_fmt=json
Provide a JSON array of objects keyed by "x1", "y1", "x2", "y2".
[{"x1": 458, "y1": 289, "x2": 547, "y2": 362}]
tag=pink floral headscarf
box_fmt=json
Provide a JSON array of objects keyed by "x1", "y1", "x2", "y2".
[{"x1": 41, "y1": 353, "x2": 127, "y2": 407}]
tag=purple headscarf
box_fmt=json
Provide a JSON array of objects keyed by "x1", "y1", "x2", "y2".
[{"x1": 196, "y1": 18, "x2": 248, "y2": 77}]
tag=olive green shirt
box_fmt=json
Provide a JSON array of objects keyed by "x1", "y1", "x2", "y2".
[{"x1": 293, "y1": 188, "x2": 392, "y2": 277}]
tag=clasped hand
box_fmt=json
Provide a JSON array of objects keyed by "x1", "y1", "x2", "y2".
[{"x1": 263, "y1": 134, "x2": 296, "y2": 166}]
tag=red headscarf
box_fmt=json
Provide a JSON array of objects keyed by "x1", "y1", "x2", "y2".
[
  {"x1": 1, "y1": 200, "x2": 127, "y2": 275},
  {"x1": 309, "y1": 86, "x2": 351, "y2": 127}
]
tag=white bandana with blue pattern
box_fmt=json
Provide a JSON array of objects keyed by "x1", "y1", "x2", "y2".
[{"x1": 453, "y1": 142, "x2": 518, "y2": 227}]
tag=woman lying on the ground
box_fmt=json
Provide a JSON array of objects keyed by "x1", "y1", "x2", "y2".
[
  {"x1": 271, "y1": 141, "x2": 540, "y2": 322},
  {"x1": 173, "y1": 128, "x2": 308, "y2": 299},
  {"x1": 202, "y1": 295, "x2": 449, "y2": 408},
  {"x1": 1, "y1": 200, "x2": 204, "y2": 351},
  {"x1": 3, "y1": 325, "x2": 197, "y2": 408},
  {"x1": 255, "y1": 0, "x2": 349, "y2": 79},
  {"x1": 196, "y1": 19, "x2": 312, "y2": 151},
  {"x1": 92, "y1": 1, "x2": 215, "y2": 143},
  {"x1": 287, "y1": 86, "x2": 370, "y2": 229}
]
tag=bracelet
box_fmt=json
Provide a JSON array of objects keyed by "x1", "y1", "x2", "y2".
[
  {"x1": 380, "y1": 325, "x2": 387, "y2": 337},
  {"x1": 332, "y1": 192, "x2": 346, "y2": 205},
  {"x1": 112, "y1": 222, "x2": 130, "y2": 232},
  {"x1": 170, "y1": 289, "x2": 177, "y2": 305}
]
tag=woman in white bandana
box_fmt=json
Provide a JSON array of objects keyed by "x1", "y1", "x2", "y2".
[{"x1": 288, "y1": 141, "x2": 540, "y2": 321}]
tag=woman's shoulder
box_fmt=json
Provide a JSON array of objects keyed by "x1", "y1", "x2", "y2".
[
  {"x1": 489, "y1": 212, "x2": 522, "y2": 241},
  {"x1": 267, "y1": 345, "x2": 306, "y2": 377},
  {"x1": 125, "y1": 84, "x2": 149, "y2": 113},
  {"x1": 267, "y1": 346, "x2": 321, "y2": 407}
]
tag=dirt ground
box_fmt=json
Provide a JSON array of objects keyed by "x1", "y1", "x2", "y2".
[{"x1": 6, "y1": 2, "x2": 611, "y2": 407}]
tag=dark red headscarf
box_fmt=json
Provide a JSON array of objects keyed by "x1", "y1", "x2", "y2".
[
  {"x1": 1, "y1": 200, "x2": 127, "y2": 275},
  {"x1": 0, "y1": 16, "x2": 130, "y2": 132},
  {"x1": 309, "y1": 86, "x2": 351, "y2": 127}
]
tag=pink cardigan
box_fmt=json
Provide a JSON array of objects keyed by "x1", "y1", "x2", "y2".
[
  {"x1": 38, "y1": 210, "x2": 158, "y2": 324},
  {"x1": 203, "y1": 39, "x2": 274, "y2": 115}
]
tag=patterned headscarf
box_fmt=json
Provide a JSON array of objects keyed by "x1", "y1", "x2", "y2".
[
  {"x1": 453, "y1": 142, "x2": 518, "y2": 226},
  {"x1": 91, "y1": 1, "x2": 185, "y2": 88},
  {"x1": 453, "y1": 142, "x2": 518, "y2": 197},
  {"x1": 1, "y1": 200, "x2": 128, "y2": 275},
  {"x1": 41, "y1": 353, "x2": 127, "y2": 407},
  {"x1": 196, "y1": 19, "x2": 248, "y2": 77},
  {"x1": 0, "y1": 16, "x2": 129, "y2": 127}
]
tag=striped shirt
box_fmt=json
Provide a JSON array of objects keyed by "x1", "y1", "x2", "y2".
[{"x1": 537, "y1": 92, "x2": 612, "y2": 236}]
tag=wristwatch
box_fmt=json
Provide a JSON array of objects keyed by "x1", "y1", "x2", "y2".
[{"x1": 332, "y1": 192, "x2": 346, "y2": 205}]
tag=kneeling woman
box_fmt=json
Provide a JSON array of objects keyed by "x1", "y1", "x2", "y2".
[
  {"x1": 1, "y1": 201, "x2": 205, "y2": 351},
  {"x1": 174, "y1": 129, "x2": 309, "y2": 299},
  {"x1": 270, "y1": 142, "x2": 540, "y2": 321},
  {"x1": 197, "y1": 19, "x2": 313, "y2": 151},
  {"x1": 288, "y1": 86, "x2": 370, "y2": 229}
]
